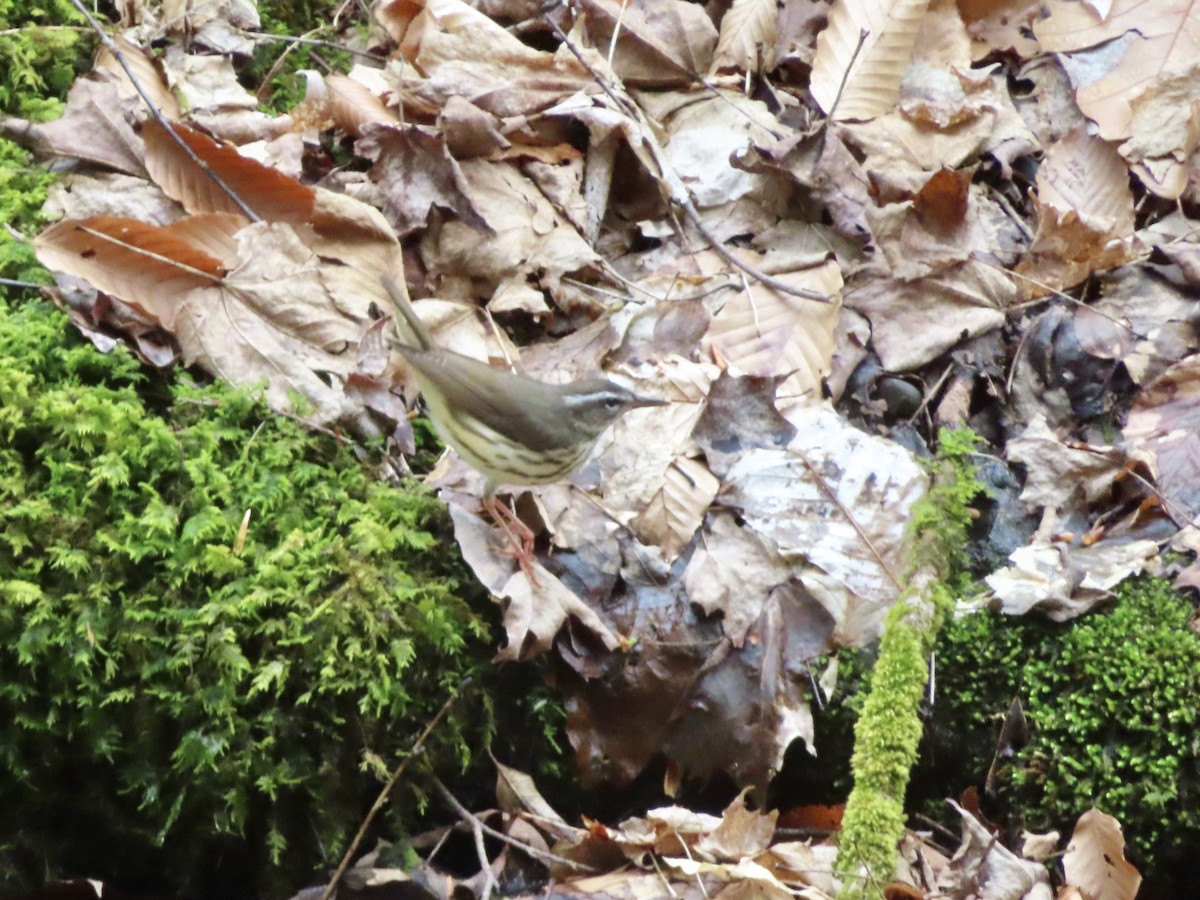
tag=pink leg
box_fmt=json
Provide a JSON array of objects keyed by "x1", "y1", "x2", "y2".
[{"x1": 483, "y1": 495, "x2": 540, "y2": 585}]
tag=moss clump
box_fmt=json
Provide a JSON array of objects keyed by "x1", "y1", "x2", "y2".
[
  {"x1": 0, "y1": 294, "x2": 497, "y2": 896},
  {"x1": 932, "y1": 576, "x2": 1200, "y2": 870},
  {"x1": 835, "y1": 429, "x2": 986, "y2": 898},
  {"x1": 0, "y1": 137, "x2": 58, "y2": 282},
  {"x1": 0, "y1": 0, "x2": 90, "y2": 120}
]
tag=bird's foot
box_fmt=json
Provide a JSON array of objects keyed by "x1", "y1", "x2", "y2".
[{"x1": 483, "y1": 496, "x2": 540, "y2": 586}]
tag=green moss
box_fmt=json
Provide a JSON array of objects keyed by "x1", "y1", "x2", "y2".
[
  {"x1": 0, "y1": 295, "x2": 503, "y2": 896},
  {"x1": 835, "y1": 430, "x2": 987, "y2": 898},
  {"x1": 0, "y1": 0, "x2": 91, "y2": 284},
  {"x1": 938, "y1": 577, "x2": 1200, "y2": 867},
  {"x1": 0, "y1": 138, "x2": 58, "y2": 282},
  {"x1": 245, "y1": 0, "x2": 357, "y2": 114},
  {"x1": 0, "y1": 0, "x2": 90, "y2": 119}
]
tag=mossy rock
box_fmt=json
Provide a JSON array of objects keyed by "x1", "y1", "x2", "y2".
[
  {"x1": 0, "y1": 294, "x2": 503, "y2": 897},
  {"x1": 927, "y1": 576, "x2": 1200, "y2": 872}
]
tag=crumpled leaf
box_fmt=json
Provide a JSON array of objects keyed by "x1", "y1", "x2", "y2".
[
  {"x1": 1124, "y1": 351, "x2": 1200, "y2": 521},
  {"x1": 710, "y1": 0, "x2": 779, "y2": 73},
  {"x1": 1061, "y1": 808, "x2": 1141, "y2": 900},
  {"x1": 985, "y1": 540, "x2": 1160, "y2": 621},
  {"x1": 1034, "y1": 0, "x2": 1200, "y2": 197},
  {"x1": 1006, "y1": 415, "x2": 1131, "y2": 510},
  {"x1": 1015, "y1": 125, "x2": 1140, "y2": 297},
  {"x1": 447, "y1": 506, "x2": 621, "y2": 660},
  {"x1": 577, "y1": 0, "x2": 718, "y2": 87},
  {"x1": 722, "y1": 403, "x2": 927, "y2": 645},
  {"x1": 937, "y1": 801, "x2": 1053, "y2": 900}
]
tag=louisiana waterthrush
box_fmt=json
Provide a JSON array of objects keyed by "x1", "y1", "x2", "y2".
[{"x1": 382, "y1": 275, "x2": 664, "y2": 565}]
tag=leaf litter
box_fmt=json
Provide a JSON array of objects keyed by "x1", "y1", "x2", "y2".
[{"x1": 19, "y1": 0, "x2": 1197, "y2": 896}]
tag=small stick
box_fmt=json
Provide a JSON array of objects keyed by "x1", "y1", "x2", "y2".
[
  {"x1": 431, "y1": 777, "x2": 596, "y2": 873},
  {"x1": 66, "y1": 0, "x2": 262, "y2": 223},
  {"x1": 318, "y1": 682, "x2": 468, "y2": 900},
  {"x1": 542, "y1": 10, "x2": 833, "y2": 304}
]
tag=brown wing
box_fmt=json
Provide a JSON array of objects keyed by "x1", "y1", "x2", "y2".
[{"x1": 396, "y1": 345, "x2": 579, "y2": 452}]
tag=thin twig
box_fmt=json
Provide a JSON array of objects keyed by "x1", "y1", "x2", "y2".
[
  {"x1": 1001, "y1": 264, "x2": 1146, "y2": 338},
  {"x1": 797, "y1": 448, "x2": 904, "y2": 593},
  {"x1": 319, "y1": 683, "x2": 468, "y2": 900},
  {"x1": 823, "y1": 29, "x2": 870, "y2": 124},
  {"x1": 0, "y1": 277, "x2": 44, "y2": 291},
  {"x1": 905, "y1": 361, "x2": 955, "y2": 426},
  {"x1": 467, "y1": 805, "x2": 497, "y2": 900},
  {"x1": 669, "y1": 197, "x2": 834, "y2": 302},
  {"x1": 0, "y1": 24, "x2": 89, "y2": 36},
  {"x1": 66, "y1": 0, "x2": 262, "y2": 223},
  {"x1": 571, "y1": 270, "x2": 740, "y2": 306},
  {"x1": 543, "y1": 10, "x2": 833, "y2": 304},
  {"x1": 242, "y1": 29, "x2": 386, "y2": 61},
  {"x1": 254, "y1": 26, "x2": 325, "y2": 102},
  {"x1": 73, "y1": 225, "x2": 226, "y2": 282},
  {"x1": 431, "y1": 777, "x2": 597, "y2": 873},
  {"x1": 988, "y1": 185, "x2": 1034, "y2": 242}
]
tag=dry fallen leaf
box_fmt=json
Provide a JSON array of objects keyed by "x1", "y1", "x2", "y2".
[
  {"x1": 1034, "y1": 0, "x2": 1200, "y2": 197},
  {"x1": 810, "y1": 0, "x2": 929, "y2": 121},
  {"x1": 710, "y1": 0, "x2": 779, "y2": 74},
  {"x1": 1061, "y1": 808, "x2": 1142, "y2": 900}
]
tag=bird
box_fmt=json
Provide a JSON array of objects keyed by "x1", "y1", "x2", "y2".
[{"x1": 381, "y1": 274, "x2": 665, "y2": 573}]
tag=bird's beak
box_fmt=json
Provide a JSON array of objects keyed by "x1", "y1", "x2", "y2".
[{"x1": 632, "y1": 395, "x2": 669, "y2": 409}]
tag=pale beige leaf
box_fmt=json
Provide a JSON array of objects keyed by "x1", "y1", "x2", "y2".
[
  {"x1": 299, "y1": 71, "x2": 398, "y2": 136},
  {"x1": 810, "y1": 0, "x2": 932, "y2": 121},
  {"x1": 161, "y1": 45, "x2": 257, "y2": 112},
  {"x1": 657, "y1": 90, "x2": 781, "y2": 209},
  {"x1": 176, "y1": 284, "x2": 359, "y2": 422},
  {"x1": 591, "y1": 360, "x2": 717, "y2": 512},
  {"x1": 711, "y1": 0, "x2": 780, "y2": 74},
  {"x1": 1118, "y1": 61, "x2": 1200, "y2": 198},
  {"x1": 1021, "y1": 829, "x2": 1061, "y2": 862},
  {"x1": 634, "y1": 456, "x2": 720, "y2": 561},
  {"x1": 420, "y1": 158, "x2": 598, "y2": 292},
  {"x1": 0, "y1": 76, "x2": 145, "y2": 176},
  {"x1": 683, "y1": 514, "x2": 793, "y2": 646},
  {"x1": 703, "y1": 258, "x2": 841, "y2": 406},
  {"x1": 404, "y1": 0, "x2": 593, "y2": 117},
  {"x1": 1039, "y1": 127, "x2": 1133, "y2": 236},
  {"x1": 1006, "y1": 415, "x2": 1130, "y2": 510},
  {"x1": 695, "y1": 790, "x2": 778, "y2": 861},
  {"x1": 493, "y1": 760, "x2": 573, "y2": 831},
  {"x1": 94, "y1": 35, "x2": 181, "y2": 118},
  {"x1": 373, "y1": 0, "x2": 423, "y2": 45},
  {"x1": 985, "y1": 540, "x2": 1159, "y2": 620},
  {"x1": 36, "y1": 215, "x2": 375, "y2": 423},
  {"x1": 1015, "y1": 125, "x2": 1141, "y2": 295},
  {"x1": 722, "y1": 404, "x2": 927, "y2": 639},
  {"x1": 222, "y1": 223, "x2": 370, "y2": 353},
  {"x1": 959, "y1": 0, "x2": 1042, "y2": 59},
  {"x1": 42, "y1": 173, "x2": 179, "y2": 226},
  {"x1": 1062, "y1": 809, "x2": 1141, "y2": 900},
  {"x1": 578, "y1": 0, "x2": 718, "y2": 87},
  {"x1": 847, "y1": 259, "x2": 1012, "y2": 372},
  {"x1": 1034, "y1": 0, "x2": 1200, "y2": 145},
  {"x1": 496, "y1": 562, "x2": 622, "y2": 660},
  {"x1": 446, "y1": 505, "x2": 621, "y2": 659},
  {"x1": 940, "y1": 802, "x2": 1053, "y2": 898}
]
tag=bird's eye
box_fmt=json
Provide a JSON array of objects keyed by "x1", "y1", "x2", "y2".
[{"x1": 604, "y1": 396, "x2": 624, "y2": 409}]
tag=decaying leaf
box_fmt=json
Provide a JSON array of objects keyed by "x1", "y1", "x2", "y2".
[{"x1": 1061, "y1": 808, "x2": 1142, "y2": 900}]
